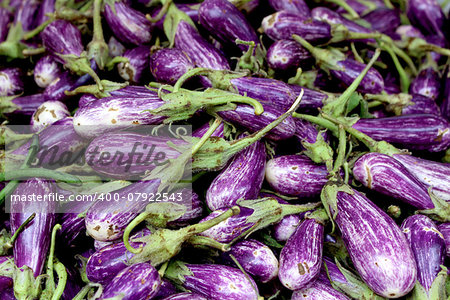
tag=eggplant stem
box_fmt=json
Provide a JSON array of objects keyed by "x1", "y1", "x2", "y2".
[
  {"x1": 326, "y1": 0, "x2": 359, "y2": 18},
  {"x1": 332, "y1": 125, "x2": 347, "y2": 175},
  {"x1": 146, "y1": 0, "x2": 172, "y2": 22},
  {"x1": 381, "y1": 42, "x2": 410, "y2": 93},
  {"x1": 51, "y1": 260, "x2": 67, "y2": 300},
  {"x1": 181, "y1": 206, "x2": 240, "y2": 236},
  {"x1": 9, "y1": 213, "x2": 36, "y2": 245},
  {"x1": 123, "y1": 211, "x2": 151, "y2": 254},
  {"x1": 280, "y1": 202, "x2": 322, "y2": 216},
  {"x1": 187, "y1": 235, "x2": 230, "y2": 252},
  {"x1": 191, "y1": 118, "x2": 222, "y2": 156},
  {"x1": 173, "y1": 68, "x2": 213, "y2": 92},
  {"x1": 1, "y1": 168, "x2": 81, "y2": 184},
  {"x1": 23, "y1": 18, "x2": 54, "y2": 40},
  {"x1": 22, "y1": 47, "x2": 46, "y2": 56},
  {"x1": 292, "y1": 113, "x2": 338, "y2": 134}
]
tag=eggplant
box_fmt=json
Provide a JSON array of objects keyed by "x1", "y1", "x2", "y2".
[
  {"x1": 13, "y1": 0, "x2": 40, "y2": 32},
  {"x1": 0, "y1": 68, "x2": 23, "y2": 97},
  {"x1": 228, "y1": 0, "x2": 259, "y2": 13},
  {"x1": 168, "y1": 189, "x2": 204, "y2": 227},
  {"x1": 267, "y1": 40, "x2": 311, "y2": 71},
  {"x1": 261, "y1": 11, "x2": 331, "y2": 43},
  {"x1": 199, "y1": 0, "x2": 259, "y2": 51},
  {"x1": 165, "y1": 262, "x2": 260, "y2": 300},
  {"x1": 108, "y1": 36, "x2": 126, "y2": 57},
  {"x1": 34, "y1": 55, "x2": 62, "y2": 88},
  {"x1": 0, "y1": 289, "x2": 15, "y2": 300},
  {"x1": 363, "y1": 8, "x2": 400, "y2": 34},
  {"x1": 30, "y1": 100, "x2": 70, "y2": 133},
  {"x1": 265, "y1": 155, "x2": 328, "y2": 197},
  {"x1": 292, "y1": 280, "x2": 351, "y2": 300},
  {"x1": 117, "y1": 46, "x2": 150, "y2": 83},
  {"x1": 268, "y1": 0, "x2": 310, "y2": 17},
  {"x1": 73, "y1": 94, "x2": 165, "y2": 139},
  {"x1": 293, "y1": 117, "x2": 328, "y2": 146},
  {"x1": 150, "y1": 48, "x2": 195, "y2": 85},
  {"x1": 104, "y1": 1, "x2": 153, "y2": 45},
  {"x1": 311, "y1": 7, "x2": 373, "y2": 35},
  {"x1": 155, "y1": 279, "x2": 177, "y2": 299},
  {"x1": 352, "y1": 114, "x2": 450, "y2": 152},
  {"x1": 288, "y1": 84, "x2": 329, "y2": 111},
  {"x1": 1, "y1": 94, "x2": 47, "y2": 119},
  {"x1": 43, "y1": 71, "x2": 93, "y2": 102},
  {"x1": 410, "y1": 67, "x2": 441, "y2": 101},
  {"x1": 78, "y1": 94, "x2": 98, "y2": 108},
  {"x1": 0, "y1": 8, "x2": 11, "y2": 43},
  {"x1": 206, "y1": 138, "x2": 265, "y2": 210},
  {"x1": 36, "y1": 0, "x2": 55, "y2": 27},
  {"x1": 437, "y1": 223, "x2": 450, "y2": 257},
  {"x1": 222, "y1": 239, "x2": 278, "y2": 283},
  {"x1": 100, "y1": 262, "x2": 161, "y2": 300},
  {"x1": 161, "y1": 292, "x2": 207, "y2": 300},
  {"x1": 395, "y1": 25, "x2": 425, "y2": 39},
  {"x1": 441, "y1": 68, "x2": 450, "y2": 121},
  {"x1": 41, "y1": 20, "x2": 84, "y2": 63},
  {"x1": 175, "y1": 20, "x2": 230, "y2": 71},
  {"x1": 401, "y1": 94, "x2": 440, "y2": 116},
  {"x1": 407, "y1": 0, "x2": 446, "y2": 38},
  {"x1": 401, "y1": 215, "x2": 446, "y2": 292}
]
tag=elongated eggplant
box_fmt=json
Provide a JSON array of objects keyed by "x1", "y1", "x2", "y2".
[
  {"x1": 161, "y1": 292, "x2": 207, "y2": 300},
  {"x1": 155, "y1": 279, "x2": 177, "y2": 299},
  {"x1": 265, "y1": 155, "x2": 328, "y2": 197},
  {"x1": 292, "y1": 280, "x2": 351, "y2": 300},
  {"x1": 352, "y1": 114, "x2": 450, "y2": 152},
  {"x1": 401, "y1": 215, "x2": 445, "y2": 292},
  {"x1": 150, "y1": 48, "x2": 195, "y2": 85},
  {"x1": 100, "y1": 262, "x2": 161, "y2": 300},
  {"x1": 36, "y1": 0, "x2": 55, "y2": 27},
  {"x1": 437, "y1": 223, "x2": 450, "y2": 257},
  {"x1": 0, "y1": 68, "x2": 23, "y2": 97},
  {"x1": 441, "y1": 68, "x2": 450, "y2": 121},
  {"x1": 1, "y1": 94, "x2": 47, "y2": 119},
  {"x1": 401, "y1": 94, "x2": 440, "y2": 116},
  {"x1": 410, "y1": 68, "x2": 441, "y2": 101},
  {"x1": 0, "y1": 8, "x2": 11, "y2": 43},
  {"x1": 168, "y1": 189, "x2": 203, "y2": 227},
  {"x1": 30, "y1": 100, "x2": 70, "y2": 132},
  {"x1": 104, "y1": 1, "x2": 153, "y2": 45},
  {"x1": 34, "y1": 55, "x2": 61, "y2": 88},
  {"x1": 108, "y1": 36, "x2": 126, "y2": 57},
  {"x1": 331, "y1": 59, "x2": 384, "y2": 94},
  {"x1": 43, "y1": 71, "x2": 93, "y2": 102},
  {"x1": 268, "y1": 0, "x2": 310, "y2": 17},
  {"x1": 42, "y1": 20, "x2": 84, "y2": 63},
  {"x1": 288, "y1": 84, "x2": 329, "y2": 111},
  {"x1": 175, "y1": 20, "x2": 230, "y2": 71},
  {"x1": 78, "y1": 94, "x2": 97, "y2": 108},
  {"x1": 363, "y1": 8, "x2": 400, "y2": 34},
  {"x1": 407, "y1": 0, "x2": 446, "y2": 38},
  {"x1": 165, "y1": 262, "x2": 260, "y2": 300},
  {"x1": 267, "y1": 40, "x2": 311, "y2": 71},
  {"x1": 13, "y1": 0, "x2": 40, "y2": 32},
  {"x1": 312, "y1": 7, "x2": 373, "y2": 35},
  {"x1": 118, "y1": 46, "x2": 150, "y2": 83},
  {"x1": 262, "y1": 11, "x2": 331, "y2": 43}
]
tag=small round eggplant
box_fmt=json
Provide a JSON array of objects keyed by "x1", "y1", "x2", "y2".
[
  {"x1": 267, "y1": 40, "x2": 311, "y2": 71},
  {"x1": 78, "y1": 94, "x2": 98, "y2": 108},
  {"x1": 154, "y1": 279, "x2": 177, "y2": 299},
  {"x1": 0, "y1": 68, "x2": 23, "y2": 97},
  {"x1": 292, "y1": 280, "x2": 351, "y2": 300},
  {"x1": 117, "y1": 46, "x2": 150, "y2": 83},
  {"x1": 30, "y1": 100, "x2": 70, "y2": 133},
  {"x1": 268, "y1": 0, "x2": 310, "y2": 17},
  {"x1": 34, "y1": 55, "x2": 62, "y2": 88},
  {"x1": 150, "y1": 48, "x2": 194, "y2": 85}
]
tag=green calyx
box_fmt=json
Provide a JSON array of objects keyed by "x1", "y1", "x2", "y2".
[
  {"x1": 235, "y1": 40, "x2": 266, "y2": 74},
  {"x1": 13, "y1": 266, "x2": 44, "y2": 300},
  {"x1": 58, "y1": 53, "x2": 104, "y2": 91},
  {"x1": 164, "y1": 260, "x2": 193, "y2": 285},
  {"x1": 409, "y1": 266, "x2": 448, "y2": 300},
  {"x1": 365, "y1": 93, "x2": 413, "y2": 115},
  {"x1": 301, "y1": 130, "x2": 334, "y2": 172},
  {"x1": 417, "y1": 188, "x2": 450, "y2": 223},
  {"x1": 64, "y1": 80, "x2": 128, "y2": 98},
  {"x1": 0, "y1": 95, "x2": 21, "y2": 117}
]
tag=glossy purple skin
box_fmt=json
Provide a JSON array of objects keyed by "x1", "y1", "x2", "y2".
[
  {"x1": 395, "y1": 25, "x2": 425, "y2": 39},
  {"x1": 267, "y1": 40, "x2": 311, "y2": 71},
  {"x1": 279, "y1": 218, "x2": 324, "y2": 290},
  {"x1": 162, "y1": 292, "x2": 207, "y2": 300},
  {"x1": 206, "y1": 139, "x2": 265, "y2": 210},
  {"x1": 363, "y1": 8, "x2": 400, "y2": 34},
  {"x1": 86, "y1": 228, "x2": 152, "y2": 284},
  {"x1": 288, "y1": 84, "x2": 328, "y2": 111},
  {"x1": 11, "y1": 179, "x2": 56, "y2": 278},
  {"x1": 401, "y1": 215, "x2": 445, "y2": 291},
  {"x1": 168, "y1": 190, "x2": 204, "y2": 226},
  {"x1": 175, "y1": 20, "x2": 230, "y2": 70},
  {"x1": 73, "y1": 94, "x2": 165, "y2": 139},
  {"x1": 223, "y1": 239, "x2": 279, "y2": 283},
  {"x1": 0, "y1": 289, "x2": 15, "y2": 300},
  {"x1": 154, "y1": 279, "x2": 177, "y2": 299},
  {"x1": 407, "y1": 0, "x2": 446, "y2": 38},
  {"x1": 152, "y1": 3, "x2": 200, "y2": 30},
  {"x1": 118, "y1": 46, "x2": 150, "y2": 83},
  {"x1": 312, "y1": 7, "x2": 372, "y2": 35},
  {"x1": 30, "y1": 100, "x2": 70, "y2": 132},
  {"x1": 330, "y1": 59, "x2": 384, "y2": 94},
  {"x1": 3, "y1": 94, "x2": 47, "y2": 119},
  {"x1": 353, "y1": 152, "x2": 435, "y2": 210},
  {"x1": 41, "y1": 20, "x2": 84, "y2": 63},
  {"x1": 441, "y1": 69, "x2": 450, "y2": 121},
  {"x1": 410, "y1": 68, "x2": 441, "y2": 101},
  {"x1": 0, "y1": 8, "x2": 11, "y2": 43},
  {"x1": 79, "y1": 94, "x2": 98, "y2": 108},
  {"x1": 437, "y1": 223, "x2": 450, "y2": 257},
  {"x1": 292, "y1": 280, "x2": 351, "y2": 300},
  {"x1": 101, "y1": 262, "x2": 161, "y2": 300},
  {"x1": 199, "y1": 0, "x2": 259, "y2": 51},
  {"x1": 43, "y1": 71, "x2": 93, "y2": 102},
  {"x1": 36, "y1": 0, "x2": 55, "y2": 27},
  {"x1": 331, "y1": 188, "x2": 417, "y2": 298},
  {"x1": 109, "y1": 85, "x2": 161, "y2": 98},
  {"x1": 34, "y1": 55, "x2": 62, "y2": 88},
  {"x1": 108, "y1": 36, "x2": 126, "y2": 57},
  {"x1": 268, "y1": 0, "x2": 310, "y2": 17},
  {"x1": 150, "y1": 48, "x2": 194, "y2": 85},
  {"x1": 265, "y1": 155, "x2": 329, "y2": 197},
  {"x1": 262, "y1": 11, "x2": 331, "y2": 43},
  {"x1": 13, "y1": 0, "x2": 40, "y2": 31},
  {"x1": 192, "y1": 121, "x2": 225, "y2": 138},
  {"x1": 85, "y1": 179, "x2": 161, "y2": 241},
  {"x1": 104, "y1": 1, "x2": 152, "y2": 45},
  {"x1": 176, "y1": 264, "x2": 259, "y2": 300},
  {"x1": 393, "y1": 154, "x2": 450, "y2": 201},
  {"x1": 218, "y1": 103, "x2": 297, "y2": 141},
  {"x1": 352, "y1": 114, "x2": 450, "y2": 152},
  {"x1": 402, "y1": 94, "x2": 440, "y2": 116},
  {"x1": 0, "y1": 68, "x2": 23, "y2": 97},
  {"x1": 318, "y1": 257, "x2": 350, "y2": 286}
]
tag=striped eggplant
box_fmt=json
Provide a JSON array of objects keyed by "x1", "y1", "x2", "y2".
[
  {"x1": 410, "y1": 67, "x2": 441, "y2": 101},
  {"x1": 352, "y1": 114, "x2": 450, "y2": 152},
  {"x1": 167, "y1": 190, "x2": 204, "y2": 227},
  {"x1": 362, "y1": 8, "x2": 400, "y2": 34},
  {"x1": 441, "y1": 68, "x2": 450, "y2": 121},
  {"x1": 395, "y1": 25, "x2": 425, "y2": 39},
  {"x1": 198, "y1": 0, "x2": 259, "y2": 51},
  {"x1": 268, "y1": 0, "x2": 310, "y2": 17},
  {"x1": 407, "y1": 0, "x2": 446, "y2": 38},
  {"x1": 261, "y1": 11, "x2": 331, "y2": 43},
  {"x1": 0, "y1": 68, "x2": 23, "y2": 97},
  {"x1": 34, "y1": 55, "x2": 62, "y2": 88},
  {"x1": 43, "y1": 71, "x2": 93, "y2": 102},
  {"x1": 161, "y1": 292, "x2": 207, "y2": 300},
  {"x1": 293, "y1": 118, "x2": 328, "y2": 147},
  {"x1": 154, "y1": 279, "x2": 177, "y2": 299},
  {"x1": 288, "y1": 84, "x2": 329, "y2": 111},
  {"x1": 401, "y1": 215, "x2": 446, "y2": 293},
  {"x1": 0, "y1": 256, "x2": 13, "y2": 291},
  {"x1": 0, "y1": 288, "x2": 15, "y2": 300},
  {"x1": 192, "y1": 121, "x2": 225, "y2": 138},
  {"x1": 265, "y1": 155, "x2": 328, "y2": 197},
  {"x1": 10, "y1": 178, "x2": 56, "y2": 299},
  {"x1": 165, "y1": 262, "x2": 260, "y2": 300},
  {"x1": 35, "y1": 0, "x2": 55, "y2": 27},
  {"x1": 206, "y1": 138, "x2": 265, "y2": 210},
  {"x1": 267, "y1": 40, "x2": 311, "y2": 71},
  {"x1": 30, "y1": 100, "x2": 70, "y2": 133},
  {"x1": 221, "y1": 239, "x2": 279, "y2": 283},
  {"x1": 292, "y1": 280, "x2": 351, "y2": 300},
  {"x1": 322, "y1": 184, "x2": 417, "y2": 298},
  {"x1": 175, "y1": 20, "x2": 230, "y2": 71},
  {"x1": 311, "y1": 7, "x2": 373, "y2": 35},
  {"x1": 117, "y1": 46, "x2": 150, "y2": 83},
  {"x1": 437, "y1": 223, "x2": 450, "y2": 257},
  {"x1": 13, "y1": 0, "x2": 40, "y2": 32},
  {"x1": 78, "y1": 94, "x2": 97, "y2": 108},
  {"x1": 1, "y1": 94, "x2": 47, "y2": 119},
  {"x1": 0, "y1": 8, "x2": 11, "y2": 43},
  {"x1": 150, "y1": 48, "x2": 195, "y2": 85},
  {"x1": 100, "y1": 262, "x2": 161, "y2": 300},
  {"x1": 279, "y1": 217, "x2": 324, "y2": 290},
  {"x1": 228, "y1": 0, "x2": 260, "y2": 13},
  {"x1": 73, "y1": 94, "x2": 165, "y2": 139},
  {"x1": 103, "y1": 1, "x2": 153, "y2": 45},
  {"x1": 217, "y1": 103, "x2": 297, "y2": 141},
  {"x1": 401, "y1": 94, "x2": 440, "y2": 116},
  {"x1": 108, "y1": 36, "x2": 126, "y2": 57}
]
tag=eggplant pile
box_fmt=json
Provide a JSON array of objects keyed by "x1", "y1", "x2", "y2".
[{"x1": 1, "y1": 0, "x2": 450, "y2": 299}]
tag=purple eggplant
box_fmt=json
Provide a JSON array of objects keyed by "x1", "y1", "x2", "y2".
[
  {"x1": 262, "y1": 11, "x2": 331, "y2": 43},
  {"x1": 437, "y1": 223, "x2": 450, "y2": 257},
  {"x1": 265, "y1": 155, "x2": 328, "y2": 197},
  {"x1": 150, "y1": 48, "x2": 195, "y2": 85},
  {"x1": 108, "y1": 36, "x2": 126, "y2": 57},
  {"x1": 0, "y1": 288, "x2": 15, "y2": 300},
  {"x1": 30, "y1": 100, "x2": 70, "y2": 132},
  {"x1": 363, "y1": 8, "x2": 400, "y2": 34},
  {"x1": 13, "y1": 0, "x2": 40, "y2": 32},
  {"x1": 407, "y1": 0, "x2": 446, "y2": 38},
  {"x1": 401, "y1": 215, "x2": 446, "y2": 292},
  {"x1": 78, "y1": 94, "x2": 98, "y2": 108},
  {"x1": 199, "y1": 0, "x2": 259, "y2": 51},
  {"x1": 42, "y1": 20, "x2": 84, "y2": 63},
  {"x1": 228, "y1": 0, "x2": 259, "y2": 13},
  {"x1": 34, "y1": 55, "x2": 62, "y2": 88},
  {"x1": 401, "y1": 94, "x2": 440, "y2": 116},
  {"x1": 36, "y1": 0, "x2": 55, "y2": 27},
  {"x1": 395, "y1": 25, "x2": 425, "y2": 39},
  {"x1": 117, "y1": 46, "x2": 150, "y2": 83},
  {"x1": 311, "y1": 7, "x2": 373, "y2": 35},
  {"x1": 441, "y1": 71, "x2": 450, "y2": 121},
  {"x1": 161, "y1": 292, "x2": 207, "y2": 300},
  {"x1": 168, "y1": 189, "x2": 204, "y2": 227},
  {"x1": 267, "y1": 40, "x2": 311, "y2": 71},
  {"x1": 288, "y1": 84, "x2": 329, "y2": 111},
  {"x1": 43, "y1": 71, "x2": 93, "y2": 102},
  {"x1": 165, "y1": 262, "x2": 260, "y2": 300},
  {"x1": 155, "y1": 279, "x2": 177, "y2": 299},
  {"x1": 206, "y1": 138, "x2": 265, "y2": 210},
  {"x1": 1, "y1": 94, "x2": 47, "y2": 119},
  {"x1": 175, "y1": 20, "x2": 230, "y2": 71},
  {"x1": 73, "y1": 94, "x2": 165, "y2": 139},
  {"x1": 410, "y1": 67, "x2": 441, "y2": 101},
  {"x1": 279, "y1": 218, "x2": 324, "y2": 290},
  {"x1": 352, "y1": 114, "x2": 450, "y2": 152},
  {"x1": 292, "y1": 280, "x2": 351, "y2": 300},
  {"x1": 0, "y1": 8, "x2": 11, "y2": 43},
  {"x1": 0, "y1": 68, "x2": 23, "y2": 97},
  {"x1": 268, "y1": 0, "x2": 310, "y2": 17},
  {"x1": 100, "y1": 262, "x2": 161, "y2": 300},
  {"x1": 104, "y1": 1, "x2": 153, "y2": 45}
]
